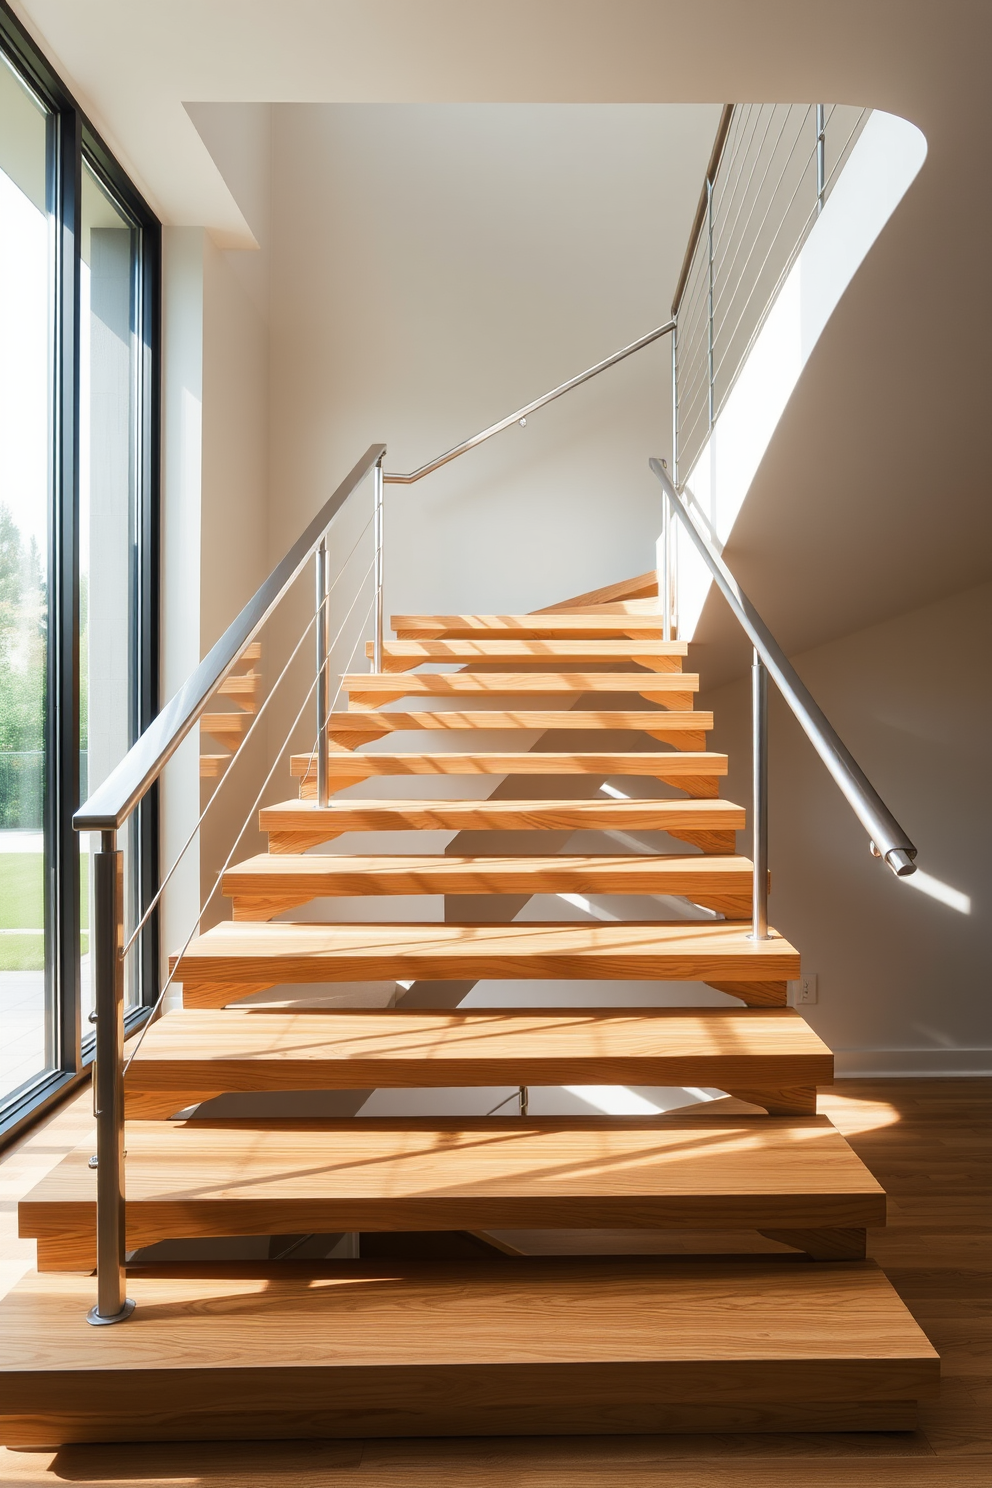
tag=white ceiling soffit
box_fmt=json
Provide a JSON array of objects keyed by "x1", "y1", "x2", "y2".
[{"x1": 5, "y1": 0, "x2": 983, "y2": 239}]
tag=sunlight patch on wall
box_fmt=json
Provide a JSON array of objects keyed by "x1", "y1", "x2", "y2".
[{"x1": 903, "y1": 869, "x2": 971, "y2": 916}]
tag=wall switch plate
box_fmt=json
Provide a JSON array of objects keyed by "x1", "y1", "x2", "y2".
[{"x1": 789, "y1": 973, "x2": 818, "y2": 1006}]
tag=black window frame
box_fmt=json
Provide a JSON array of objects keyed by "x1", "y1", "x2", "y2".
[{"x1": 0, "y1": 1, "x2": 160, "y2": 1145}]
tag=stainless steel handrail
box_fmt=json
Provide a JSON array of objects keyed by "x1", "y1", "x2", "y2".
[
  {"x1": 78, "y1": 441, "x2": 385, "y2": 1327},
  {"x1": 383, "y1": 322, "x2": 675, "y2": 486},
  {"x1": 75, "y1": 443, "x2": 386, "y2": 832},
  {"x1": 649, "y1": 458, "x2": 917, "y2": 878}
]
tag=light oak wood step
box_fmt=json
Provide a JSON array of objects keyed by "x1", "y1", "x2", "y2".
[
  {"x1": 290, "y1": 750, "x2": 729, "y2": 800},
  {"x1": 365, "y1": 638, "x2": 687, "y2": 672},
  {"x1": 392, "y1": 612, "x2": 671, "y2": 639},
  {"x1": 20, "y1": 1115, "x2": 885, "y2": 1270},
  {"x1": 124, "y1": 1006, "x2": 826, "y2": 1117},
  {"x1": 325, "y1": 710, "x2": 713, "y2": 751},
  {"x1": 0, "y1": 1259, "x2": 937, "y2": 1442},
  {"x1": 223, "y1": 853, "x2": 755, "y2": 919},
  {"x1": 262, "y1": 794, "x2": 744, "y2": 852},
  {"x1": 343, "y1": 673, "x2": 699, "y2": 709},
  {"x1": 170, "y1": 921, "x2": 799, "y2": 1010}
]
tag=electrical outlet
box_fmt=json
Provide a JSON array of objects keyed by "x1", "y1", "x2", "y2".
[{"x1": 790, "y1": 973, "x2": 818, "y2": 1006}]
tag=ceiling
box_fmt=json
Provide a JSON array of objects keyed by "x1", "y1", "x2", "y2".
[{"x1": 9, "y1": 0, "x2": 992, "y2": 672}]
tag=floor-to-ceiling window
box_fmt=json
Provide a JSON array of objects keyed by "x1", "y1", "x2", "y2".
[{"x1": 0, "y1": 5, "x2": 158, "y2": 1140}]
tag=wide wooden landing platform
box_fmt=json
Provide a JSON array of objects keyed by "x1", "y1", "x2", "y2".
[
  {"x1": 0, "y1": 1258, "x2": 937, "y2": 1443},
  {"x1": 170, "y1": 920, "x2": 799, "y2": 1006},
  {"x1": 20, "y1": 1116, "x2": 885, "y2": 1268},
  {"x1": 263, "y1": 794, "x2": 743, "y2": 851},
  {"x1": 223, "y1": 853, "x2": 755, "y2": 918},
  {"x1": 123, "y1": 1007, "x2": 831, "y2": 1116}
]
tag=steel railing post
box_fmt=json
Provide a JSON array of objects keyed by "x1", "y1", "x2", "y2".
[
  {"x1": 88, "y1": 830, "x2": 134, "y2": 1325},
  {"x1": 707, "y1": 178, "x2": 715, "y2": 430},
  {"x1": 315, "y1": 539, "x2": 329, "y2": 808},
  {"x1": 816, "y1": 104, "x2": 826, "y2": 215},
  {"x1": 373, "y1": 458, "x2": 384, "y2": 673},
  {"x1": 750, "y1": 649, "x2": 769, "y2": 941}
]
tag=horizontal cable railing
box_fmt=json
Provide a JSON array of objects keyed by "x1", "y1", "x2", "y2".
[
  {"x1": 672, "y1": 102, "x2": 870, "y2": 485},
  {"x1": 76, "y1": 442, "x2": 385, "y2": 1326}
]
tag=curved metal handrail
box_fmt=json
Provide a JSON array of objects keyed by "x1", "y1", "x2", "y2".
[
  {"x1": 649, "y1": 458, "x2": 916, "y2": 877},
  {"x1": 384, "y1": 321, "x2": 675, "y2": 486},
  {"x1": 75, "y1": 443, "x2": 386, "y2": 832}
]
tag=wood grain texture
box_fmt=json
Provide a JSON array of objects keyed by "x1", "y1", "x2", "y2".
[
  {"x1": 0, "y1": 1259, "x2": 937, "y2": 1443},
  {"x1": 288, "y1": 750, "x2": 729, "y2": 797},
  {"x1": 324, "y1": 711, "x2": 713, "y2": 751},
  {"x1": 124, "y1": 1006, "x2": 830, "y2": 1098},
  {"x1": 171, "y1": 921, "x2": 799, "y2": 1003},
  {"x1": 1, "y1": 1075, "x2": 984, "y2": 1479},
  {"x1": 224, "y1": 853, "x2": 754, "y2": 917},
  {"x1": 391, "y1": 613, "x2": 671, "y2": 638},
  {"x1": 365, "y1": 638, "x2": 687, "y2": 672},
  {"x1": 20, "y1": 1116, "x2": 886, "y2": 1264},
  {"x1": 261, "y1": 794, "x2": 743, "y2": 851},
  {"x1": 342, "y1": 673, "x2": 699, "y2": 709}
]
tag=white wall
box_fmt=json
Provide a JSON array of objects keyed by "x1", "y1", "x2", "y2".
[
  {"x1": 703, "y1": 579, "x2": 992, "y2": 1075},
  {"x1": 267, "y1": 103, "x2": 718, "y2": 612}
]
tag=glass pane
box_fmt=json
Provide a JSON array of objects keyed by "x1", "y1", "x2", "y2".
[
  {"x1": 0, "y1": 52, "x2": 54, "y2": 1104},
  {"x1": 79, "y1": 161, "x2": 141, "y2": 1022}
]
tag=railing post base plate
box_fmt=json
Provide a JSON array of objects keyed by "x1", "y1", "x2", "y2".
[{"x1": 87, "y1": 1298, "x2": 135, "y2": 1327}]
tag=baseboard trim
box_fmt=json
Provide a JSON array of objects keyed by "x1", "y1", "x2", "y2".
[{"x1": 834, "y1": 1049, "x2": 992, "y2": 1077}]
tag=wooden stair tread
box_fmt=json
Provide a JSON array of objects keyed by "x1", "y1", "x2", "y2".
[
  {"x1": 0, "y1": 1259, "x2": 938, "y2": 1443},
  {"x1": 20, "y1": 1116, "x2": 887, "y2": 1253},
  {"x1": 224, "y1": 852, "x2": 754, "y2": 906},
  {"x1": 326, "y1": 710, "x2": 712, "y2": 733},
  {"x1": 171, "y1": 920, "x2": 799, "y2": 1000},
  {"x1": 289, "y1": 752, "x2": 729, "y2": 791},
  {"x1": 125, "y1": 1006, "x2": 830, "y2": 1096},
  {"x1": 392, "y1": 612, "x2": 672, "y2": 638},
  {"x1": 343, "y1": 672, "x2": 699, "y2": 696},
  {"x1": 366, "y1": 639, "x2": 688, "y2": 671},
  {"x1": 261, "y1": 797, "x2": 744, "y2": 849}
]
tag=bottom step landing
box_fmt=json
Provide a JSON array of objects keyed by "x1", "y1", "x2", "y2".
[{"x1": 0, "y1": 1258, "x2": 937, "y2": 1443}]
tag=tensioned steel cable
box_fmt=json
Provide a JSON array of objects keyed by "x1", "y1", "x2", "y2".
[
  {"x1": 121, "y1": 585, "x2": 378, "y2": 1076},
  {"x1": 119, "y1": 514, "x2": 374, "y2": 959},
  {"x1": 711, "y1": 104, "x2": 779, "y2": 276},
  {"x1": 709, "y1": 108, "x2": 867, "y2": 429},
  {"x1": 710, "y1": 105, "x2": 813, "y2": 326}
]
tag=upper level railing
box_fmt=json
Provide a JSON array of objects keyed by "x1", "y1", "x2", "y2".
[{"x1": 672, "y1": 102, "x2": 870, "y2": 485}]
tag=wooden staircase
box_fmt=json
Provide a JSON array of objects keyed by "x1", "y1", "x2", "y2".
[{"x1": 2, "y1": 598, "x2": 938, "y2": 1444}]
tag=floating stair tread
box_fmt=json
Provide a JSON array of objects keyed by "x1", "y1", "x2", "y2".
[
  {"x1": 290, "y1": 750, "x2": 729, "y2": 781},
  {"x1": 326, "y1": 709, "x2": 713, "y2": 733},
  {"x1": 262, "y1": 796, "x2": 744, "y2": 838},
  {"x1": 0, "y1": 1259, "x2": 939, "y2": 1445},
  {"x1": 343, "y1": 672, "x2": 699, "y2": 695},
  {"x1": 125, "y1": 1006, "x2": 829, "y2": 1094},
  {"x1": 20, "y1": 1116, "x2": 887, "y2": 1250},
  {"x1": 392, "y1": 612, "x2": 672, "y2": 638},
  {"x1": 172, "y1": 920, "x2": 799, "y2": 992},
  {"x1": 225, "y1": 853, "x2": 754, "y2": 902},
  {"x1": 366, "y1": 639, "x2": 688, "y2": 670}
]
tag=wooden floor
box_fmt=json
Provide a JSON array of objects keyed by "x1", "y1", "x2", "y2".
[{"x1": 0, "y1": 1076, "x2": 988, "y2": 1484}]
